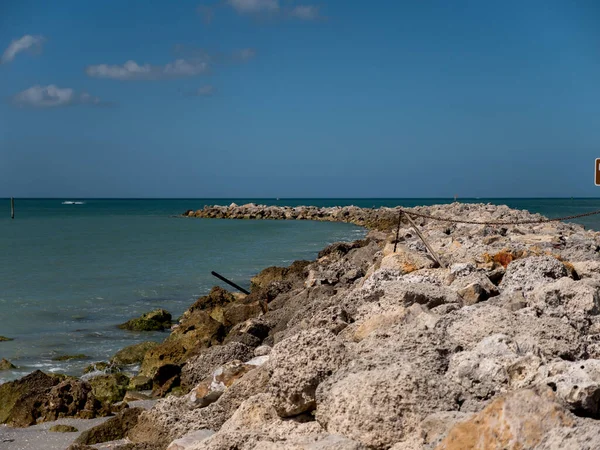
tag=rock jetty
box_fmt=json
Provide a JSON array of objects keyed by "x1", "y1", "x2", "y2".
[{"x1": 5, "y1": 202, "x2": 600, "y2": 450}]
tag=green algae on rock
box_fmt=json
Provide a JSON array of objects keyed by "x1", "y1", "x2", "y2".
[
  {"x1": 111, "y1": 341, "x2": 159, "y2": 366},
  {"x1": 0, "y1": 370, "x2": 110, "y2": 427},
  {"x1": 118, "y1": 309, "x2": 172, "y2": 331},
  {"x1": 49, "y1": 424, "x2": 78, "y2": 432},
  {"x1": 88, "y1": 372, "x2": 130, "y2": 404},
  {"x1": 0, "y1": 358, "x2": 16, "y2": 370},
  {"x1": 52, "y1": 354, "x2": 88, "y2": 361},
  {"x1": 0, "y1": 336, "x2": 13, "y2": 341}
]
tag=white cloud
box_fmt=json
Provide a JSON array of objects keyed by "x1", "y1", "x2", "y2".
[
  {"x1": 1, "y1": 35, "x2": 45, "y2": 64},
  {"x1": 194, "y1": 85, "x2": 215, "y2": 96},
  {"x1": 86, "y1": 58, "x2": 209, "y2": 80},
  {"x1": 12, "y1": 85, "x2": 105, "y2": 108},
  {"x1": 232, "y1": 48, "x2": 257, "y2": 62},
  {"x1": 289, "y1": 5, "x2": 320, "y2": 20},
  {"x1": 227, "y1": 0, "x2": 279, "y2": 14}
]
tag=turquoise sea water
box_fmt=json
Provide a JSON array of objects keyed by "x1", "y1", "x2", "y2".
[{"x1": 1, "y1": 198, "x2": 600, "y2": 383}]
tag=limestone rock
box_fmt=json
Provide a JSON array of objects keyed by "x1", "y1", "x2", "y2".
[
  {"x1": 445, "y1": 334, "x2": 523, "y2": 401},
  {"x1": 439, "y1": 304, "x2": 583, "y2": 361},
  {"x1": 539, "y1": 359, "x2": 600, "y2": 416},
  {"x1": 254, "y1": 345, "x2": 272, "y2": 357},
  {"x1": 530, "y1": 278, "x2": 600, "y2": 323},
  {"x1": 534, "y1": 417, "x2": 600, "y2": 450},
  {"x1": 571, "y1": 260, "x2": 600, "y2": 279},
  {"x1": 450, "y1": 273, "x2": 498, "y2": 305},
  {"x1": 180, "y1": 342, "x2": 255, "y2": 392},
  {"x1": 436, "y1": 387, "x2": 574, "y2": 449},
  {"x1": 379, "y1": 245, "x2": 437, "y2": 274},
  {"x1": 189, "y1": 360, "x2": 255, "y2": 408},
  {"x1": 316, "y1": 362, "x2": 459, "y2": 449},
  {"x1": 267, "y1": 328, "x2": 348, "y2": 417},
  {"x1": 167, "y1": 429, "x2": 216, "y2": 450},
  {"x1": 500, "y1": 256, "x2": 568, "y2": 296}
]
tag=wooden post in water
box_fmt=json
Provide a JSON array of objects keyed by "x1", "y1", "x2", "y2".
[{"x1": 10, "y1": 197, "x2": 14, "y2": 219}]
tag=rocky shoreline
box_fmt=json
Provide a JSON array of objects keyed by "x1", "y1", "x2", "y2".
[{"x1": 4, "y1": 202, "x2": 600, "y2": 449}]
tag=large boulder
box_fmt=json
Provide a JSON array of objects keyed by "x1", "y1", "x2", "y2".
[
  {"x1": 436, "y1": 387, "x2": 574, "y2": 449},
  {"x1": 88, "y1": 373, "x2": 130, "y2": 404},
  {"x1": 0, "y1": 371, "x2": 109, "y2": 427},
  {"x1": 499, "y1": 256, "x2": 568, "y2": 296},
  {"x1": 438, "y1": 304, "x2": 584, "y2": 361},
  {"x1": 0, "y1": 358, "x2": 16, "y2": 370},
  {"x1": 530, "y1": 278, "x2": 600, "y2": 324},
  {"x1": 538, "y1": 359, "x2": 600, "y2": 417},
  {"x1": 112, "y1": 341, "x2": 160, "y2": 366},
  {"x1": 188, "y1": 358, "x2": 266, "y2": 408},
  {"x1": 180, "y1": 342, "x2": 255, "y2": 392},
  {"x1": 316, "y1": 362, "x2": 459, "y2": 449},
  {"x1": 379, "y1": 244, "x2": 437, "y2": 274},
  {"x1": 118, "y1": 309, "x2": 172, "y2": 331},
  {"x1": 74, "y1": 407, "x2": 144, "y2": 445},
  {"x1": 445, "y1": 334, "x2": 524, "y2": 401},
  {"x1": 267, "y1": 328, "x2": 348, "y2": 417}
]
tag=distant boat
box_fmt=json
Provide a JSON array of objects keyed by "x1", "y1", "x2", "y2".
[{"x1": 62, "y1": 201, "x2": 85, "y2": 205}]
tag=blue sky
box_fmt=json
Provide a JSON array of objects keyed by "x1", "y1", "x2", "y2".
[{"x1": 0, "y1": 0, "x2": 599, "y2": 198}]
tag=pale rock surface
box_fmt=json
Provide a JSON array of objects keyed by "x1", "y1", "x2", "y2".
[
  {"x1": 316, "y1": 361, "x2": 460, "y2": 449},
  {"x1": 167, "y1": 429, "x2": 215, "y2": 450},
  {"x1": 499, "y1": 256, "x2": 568, "y2": 296},
  {"x1": 571, "y1": 260, "x2": 600, "y2": 279},
  {"x1": 379, "y1": 244, "x2": 437, "y2": 274},
  {"x1": 188, "y1": 360, "x2": 256, "y2": 408},
  {"x1": 446, "y1": 334, "x2": 525, "y2": 401},
  {"x1": 267, "y1": 328, "x2": 348, "y2": 417},
  {"x1": 436, "y1": 387, "x2": 575, "y2": 450},
  {"x1": 530, "y1": 277, "x2": 600, "y2": 324},
  {"x1": 450, "y1": 272, "x2": 498, "y2": 305},
  {"x1": 537, "y1": 359, "x2": 600, "y2": 416},
  {"x1": 180, "y1": 342, "x2": 255, "y2": 391},
  {"x1": 438, "y1": 304, "x2": 583, "y2": 360}
]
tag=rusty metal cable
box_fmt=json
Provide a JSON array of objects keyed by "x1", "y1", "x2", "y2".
[{"x1": 396, "y1": 207, "x2": 600, "y2": 226}]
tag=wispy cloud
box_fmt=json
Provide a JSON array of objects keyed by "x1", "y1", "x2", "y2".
[
  {"x1": 201, "y1": 1, "x2": 322, "y2": 22},
  {"x1": 88, "y1": 46, "x2": 256, "y2": 82},
  {"x1": 191, "y1": 85, "x2": 216, "y2": 96},
  {"x1": 1, "y1": 35, "x2": 46, "y2": 64},
  {"x1": 227, "y1": 0, "x2": 279, "y2": 14},
  {"x1": 289, "y1": 5, "x2": 320, "y2": 20},
  {"x1": 11, "y1": 85, "x2": 108, "y2": 108},
  {"x1": 86, "y1": 58, "x2": 209, "y2": 80}
]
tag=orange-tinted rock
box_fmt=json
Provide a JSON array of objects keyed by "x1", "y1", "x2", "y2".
[{"x1": 436, "y1": 387, "x2": 574, "y2": 450}]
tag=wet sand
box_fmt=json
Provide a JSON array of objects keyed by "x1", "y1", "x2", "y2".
[{"x1": 0, "y1": 400, "x2": 155, "y2": 450}]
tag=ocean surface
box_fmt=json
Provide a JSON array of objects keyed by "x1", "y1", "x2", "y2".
[{"x1": 1, "y1": 197, "x2": 600, "y2": 383}]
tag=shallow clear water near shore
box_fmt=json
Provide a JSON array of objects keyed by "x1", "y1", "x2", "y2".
[{"x1": 1, "y1": 197, "x2": 599, "y2": 383}]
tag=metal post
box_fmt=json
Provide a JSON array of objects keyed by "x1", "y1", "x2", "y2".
[{"x1": 10, "y1": 197, "x2": 14, "y2": 219}]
